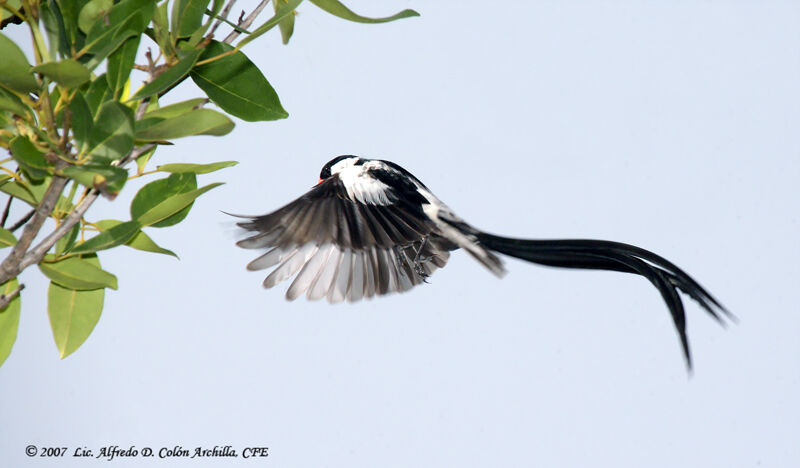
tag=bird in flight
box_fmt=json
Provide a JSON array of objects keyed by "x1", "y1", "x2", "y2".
[{"x1": 235, "y1": 155, "x2": 731, "y2": 369}]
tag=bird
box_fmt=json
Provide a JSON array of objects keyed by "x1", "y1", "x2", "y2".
[{"x1": 234, "y1": 155, "x2": 731, "y2": 369}]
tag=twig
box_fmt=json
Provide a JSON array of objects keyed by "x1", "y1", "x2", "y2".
[
  {"x1": 223, "y1": 0, "x2": 270, "y2": 44},
  {"x1": 0, "y1": 283, "x2": 24, "y2": 307},
  {"x1": 209, "y1": 0, "x2": 237, "y2": 39},
  {"x1": 0, "y1": 196, "x2": 12, "y2": 227},
  {"x1": 8, "y1": 209, "x2": 34, "y2": 232}
]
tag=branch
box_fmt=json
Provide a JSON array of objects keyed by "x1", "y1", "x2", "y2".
[
  {"x1": 209, "y1": 0, "x2": 237, "y2": 39},
  {"x1": 223, "y1": 0, "x2": 270, "y2": 44},
  {"x1": 16, "y1": 144, "x2": 156, "y2": 273},
  {"x1": 0, "y1": 282, "x2": 24, "y2": 307},
  {"x1": 0, "y1": 175, "x2": 68, "y2": 284}
]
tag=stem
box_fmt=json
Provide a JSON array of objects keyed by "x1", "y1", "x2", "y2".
[{"x1": 223, "y1": 0, "x2": 270, "y2": 44}]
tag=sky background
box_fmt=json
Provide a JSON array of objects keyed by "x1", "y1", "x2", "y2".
[{"x1": 2, "y1": 1, "x2": 799, "y2": 466}]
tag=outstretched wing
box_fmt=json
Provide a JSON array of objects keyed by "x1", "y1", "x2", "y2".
[{"x1": 236, "y1": 176, "x2": 452, "y2": 303}]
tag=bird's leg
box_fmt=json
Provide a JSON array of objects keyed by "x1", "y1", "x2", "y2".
[{"x1": 412, "y1": 237, "x2": 431, "y2": 282}]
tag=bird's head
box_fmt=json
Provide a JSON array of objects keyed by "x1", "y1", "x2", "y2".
[{"x1": 318, "y1": 155, "x2": 361, "y2": 184}]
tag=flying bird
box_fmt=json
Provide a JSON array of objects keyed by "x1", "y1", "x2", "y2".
[{"x1": 235, "y1": 155, "x2": 731, "y2": 369}]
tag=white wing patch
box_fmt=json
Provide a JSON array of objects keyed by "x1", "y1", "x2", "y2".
[
  {"x1": 248, "y1": 241, "x2": 449, "y2": 304},
  {"x1": 337, "y1": 163, "x2": 394, "y2": 206}
]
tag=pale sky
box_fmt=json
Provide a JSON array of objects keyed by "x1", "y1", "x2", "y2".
[{"x1": 2, "y1": 1, "x2": 799, "y2": 466}]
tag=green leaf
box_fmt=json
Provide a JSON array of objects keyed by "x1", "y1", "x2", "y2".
[
  {"x1": 308, "y1": 0, "x2": 419, "y2": 24},
  {"x1": 84, "y1": 75, "x2": 112, "y2": 115},
  {"x1": 191, "y1": 41, "x2": 288, "y2": 121},
  {"x1": 58, "y1": 0, "x2": 88, "y2": 50},
  {"x1": 48, "y1": 279, "x2": 104, "y2": 359},
  {"x1": 0, "y1": 228, "x2": 16, "y2": 248},
  {"x1": 0, "y1": 87, "x2": 31, "y2": 117},
  {"x1": 130, "y1": 49, "x2": 203, "y2": 100},
  {"x1": 83, "y1": 0, "x2": 155, "y2": 67},
  {"x1": 277, "y1": 6, "x2": 296, "y2": 44},
  {"x1": 0, "y1": 278, "x2": 22, "y2": 368},
  {"x1": 39, "y1": 255, "x2": 118, "y2": 290},
  {"x1": 87, "y1": 101, "x2": 134, "y2": 160},
  {"x1": 157, "y1": 160, "x2": 237, "y2": 174},
  {"x1": 236, "y1": 0, "x2": 302, "y2": 49},
  {"x1": 143, "y1": 98, "x2": 207, "y2": 119},
  {"x1": 70, "y1": 220, "x2": 140, "y2": 254},
  {"x1": 40, "y1": 0, "x2": 71, "y2": 59},
  {"x1": 0, "y1": 0, "x2": 22, "y2": 25},
  {"x1": 95, "y1": 219, "x2": 177, "y2": 257},
  {"x1": 135, "y1": 144, "x2": 156, "y2": 173},
  {"x1": 68, "y1": 92, "x2": 93, "y2": 153},
  {"x1": 172, "y1": 0, "x2": 211, "y2": 37},
  {"x1": 55, "y1": 223, "x2": 80, "y2": 255},
  {"x1": 78, "y1": 0, "x2": 113, "y2": 34},
  {"x1": 32, "y1": 59, "x2": 91, "y2": 89},
  {"x1": 0, "y1": 32, "x2": 39, "y2": 94},
  {"x1": 131, "y1": 173, "x2": 196, "y2": 227},
  {"x1": 62, "y1": 164, "x2": 128, "y2": 194},
  {"x1": 0, "y1": 181, "x2": 38, "y2": 206},
  {"x1": 136, "y1": 182, "x2": 222, "y2": 227},
  {"x1": 151, "y1": 1, "x2": 174, "y2": 55},
  {"x1": 9, "y1": 135, "x2": 50, "y2": 181},
  {"x1": 106, "y1": 35, "x2": 140, "y2": 96},
  {"x1": 135, "y1": 108, "x2": 234, "y2": 141}
]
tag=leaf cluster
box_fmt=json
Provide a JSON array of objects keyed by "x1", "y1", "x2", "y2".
[{"x1": 0, "y1": 0, "x2": 418, "y2": 366}]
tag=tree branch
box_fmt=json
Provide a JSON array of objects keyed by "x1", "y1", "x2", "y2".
[
  {"x1": 209, "y1": 0, "x2": 237, "y2": 39},
  {"x1": 0, "y1": 175, "x2": 68, "y2": 284},
  {"x1": 223, "y1": 0, "x2": 270, "y2": 44}
]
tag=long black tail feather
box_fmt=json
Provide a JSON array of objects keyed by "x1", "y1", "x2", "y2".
[{"x1": 475, "y1": 233, "x2": 732, "y2": 371}]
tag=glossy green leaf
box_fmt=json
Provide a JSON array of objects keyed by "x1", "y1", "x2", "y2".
[
  {"x1": 68, "y1": 92, "x2": 93, "y2": 153},
  {"x1": 84, "y1": 75, "x2": 112, "y2": 115},
  {"x1": 135, "y1": 145, "x2": 156, "y2": 173},
  {"x1": 83, "y1": 0, "x2": 154, "y2": 66},
  {"x1": 143, "y1": 98, "x2": 207, "y2": 119},
  {"x1": 172, "y1": 0, "x2": 211, "y2": 37},
  {"x1": 106, "y1": 35, "x2": 140, "y2": 96},
  {"x1": 137, "y1": 182, "x2": 222, "y2": 227},
  {"x1": 9, "y1": 135, "x2": 49, "y2": 181},
  {"x1": 0, "y1": 32, "x2": 39, "y2": 94},
  {"x1": 191, "y1": 41, "x2": 288, "y2": 121},
  {"x1": 309, "y1": 0, "x2": 419, "y2": 23},
  {"x1": 157, "y1": 160, "x2": 237, "y2": 174},
  {"x1": 0, "y1": 87, "x2": 31, "y2": 117},
  {"x1": 70, "y1": 220, "x2": 140, "y2": 254},
  {"x1": 58, "y1": 0, "x2": 88, "y2": 50},
  {"x1": 135, "y1": 108, "x2": 234, "y2": 141},
  {"x1": 130, "y1": 49, "x2": 203, "y2": 100},
  {"x1": 62, "y1": 164, "x2": 128, "y2": 194},
  {"x1": 131, "y1": 173, "x2": 196, "y2": 227},
  {"x1": 0, "y1": 228, "x2": 16, "y2": 248},
  {"x1": 32, "y1": 59, "x2": 91, "y2": 89},
  {"x1": 236, "y1": 0, "x2": 302, "y2": 48},
  {"x1": 0, "y1": 181, "x2": 38, "y2": 206},
  {"x1": 48, "y1": 280, "x2": 104, "y2": 359},
  {"x1": 95, "y1": 219, "x2": 177, "y2": 257},
  {"x1": 151, "y1": 1, "x2": 174, "y2": 55},
  {"x1": 40, "y1": 0, "x2": 71, "y2": 59},
  {"x1": 87, "y1": 101, "x2": 134, "y2": 160},
  {"x1": 55, "y1": 223, "x2": 80, "y2": 255},
  {"x1": 277, "y1": 5, "x2": 296, "y2": 44},
  {"x1": 78, "y1": 0, "x2": 113, "y2": 34},
  {"x1": 0, "y1": 278, "x2": 22, "y2": 368},
  {"x1": 39, "y1": 255, "x2": 118, "y2": 290}
]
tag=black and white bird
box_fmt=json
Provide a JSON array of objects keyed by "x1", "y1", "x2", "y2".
[{"x1": 235, "y1": 155, "x2": 731, "y2": 369}]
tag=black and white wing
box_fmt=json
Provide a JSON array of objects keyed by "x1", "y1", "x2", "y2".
[{"x1": 236, "y1": 176, "x2": 452, "y2": 303}]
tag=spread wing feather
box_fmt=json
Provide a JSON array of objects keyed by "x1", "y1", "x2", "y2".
[{"x1": 237, "y1": 176, "x2": 451, "y2": 302}]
